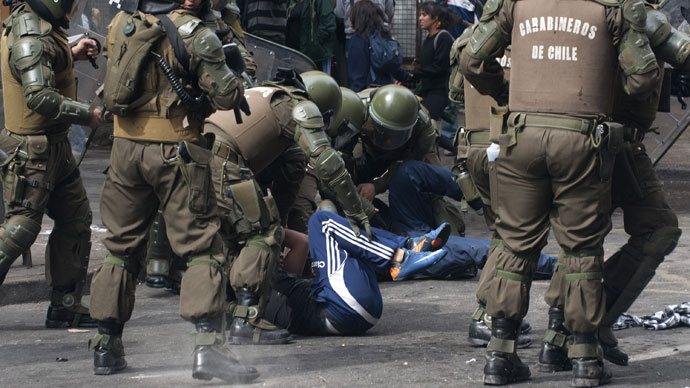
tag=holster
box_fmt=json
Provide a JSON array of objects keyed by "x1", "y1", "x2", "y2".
[
  {"x1": 177, "y1": 141, "x2": 213, "y2": 214},
  {"x1": 597, "y1": 122, "x2": 625, "y2": 183},
  {"x1": 490, "y1": 106, "x2": 516, "y2": 149}
]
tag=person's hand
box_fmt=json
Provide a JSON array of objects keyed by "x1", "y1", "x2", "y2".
[
  {"x1": 89, "y1": 108, "x2": 103, "y2": 130},
  {"x1": 345, "y1": 209, "x2": 373, "y2": 240},
  {"x1": 72, "y1": 38, "x2": 99, "y2": 61},
  {"x1": 357, "y1": 183, "x2": 376, "y2": 203}
]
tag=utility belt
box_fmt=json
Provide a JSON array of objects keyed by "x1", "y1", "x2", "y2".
[
  {"x1": 211, "y1": 139, "x2": 242, "y2": 166},
  {"x1": 490, "y1": 110, "x2": 628, "y2": 182},
  {"x1": 465, "y1": 130, "x2": 491, "y2": 147},
  {"x1": 8, "y1": 129, "x2": 68, "y2": 145}
]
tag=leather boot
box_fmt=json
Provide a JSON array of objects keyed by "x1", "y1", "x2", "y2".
[
  {"x1": 538, "y1": 307, "x2": 572, "y2": 372},
  {"x1": 46, "y1": 286, "x2": 97, "y2": 328},
  {"x1": 571, "y1": 332, "x2": 612, "y2": 387},
  {"x1": 483, "y1": 318, "x2": 531, "y2": 385},
  {"x1": 90, "y1": 320, "x2": 127, "y2": 375},
  {"x1": 469, "y1": 305, "x2": 532, "y2": 348},
  {"x1": 598, "y1": 326, "x2": 628, "y2": 366},
  {"x1": 192, "y1": 317, "x2": 260, "y2": 383},
  {"x1": 228, "y1": 287, "x2": 291, "y2": 344}
]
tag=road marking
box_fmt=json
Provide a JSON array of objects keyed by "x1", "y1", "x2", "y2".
[{"x1": 629, "y1": 343, "x2": 690, "y2": 362}]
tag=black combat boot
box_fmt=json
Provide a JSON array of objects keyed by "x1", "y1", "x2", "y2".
[
  {"x1": 46, "y1": 286, "x2": 97, "y2": 328},
  {"x1": 192, "y1": 317, "x2": 260, "y2": 383},
  {"x1": 571, "y1": 332, "x2": 612, "y2": 387},
  {"x1": 90, "y1": 320, "x2": 127, "y2": 375},
  {"x1": 469, "y1": 305, "x2": 532, "y2": 348},
  {"x1": 599, "y1": 326, "x2": 628, "y2": 366},
  {"x1": 538, "y1": 307, "x2": 572, "y2": 372},
  {"x1": 483, "y1": 318, "x2": 531, "y2": 386},
  {"x1": 228, "y1": 287, "x2": 291, "y2": 344}
]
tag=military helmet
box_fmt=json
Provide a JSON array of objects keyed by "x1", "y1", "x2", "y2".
[
  {"x1": 329, "y1": 87, "x2": 367, "y2": 138},
  {"x1": 300, "y1": 71, "x2": 342, "y2": 132},
  {"x1": 366, "y1": 85, "x2": 419, "y2": 150},
  {"x1": 27, "y1": 0, "x2": 77, "y2": 28}
]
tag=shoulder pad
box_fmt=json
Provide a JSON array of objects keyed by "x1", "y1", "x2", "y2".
[
  {"x1": 11, "y1": 11, "x2": 50, "y2": 39},
  {"x1": 622, "y1": 0, "x2": 647, "y2": 31},
  {"x1": 11, "y1": 37, "x2": 44, "y2": 70},
  {"x1": 192, "y1": 27, "x2": 225, "y2": 63},
  {"x1": 450, "y1": 25, "x2": 476, "y2": 64},
  {"x1": 645, "y1": 9, "x2": 670, "y2": 47},
  {"x1": 480, "y1": 0, "x2": 503, "y2": 22},
  {"x1": 178, "y1": 19, "x2": 201, "y2": 37},
  {"x1": 293, "y1": 100, "x2": 325, "y2": 129}
]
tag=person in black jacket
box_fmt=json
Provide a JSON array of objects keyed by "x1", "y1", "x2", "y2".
[{"x1": 402, "y1": 2, "x2": 458, "y2": 130}]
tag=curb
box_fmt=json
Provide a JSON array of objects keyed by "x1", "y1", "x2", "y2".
[{"x1": 0, "y1": 272, "x2": 93, "y2": 307}]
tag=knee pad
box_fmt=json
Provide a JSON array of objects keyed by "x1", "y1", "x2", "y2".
[
  {"x1": 644, "y1": 226, "x2": 682, "y2": 259},
  {"x1": 0, "y1": 215, "x2": 41, "y2": 261},
  {"x1": 54, "y1": 202, "x2": 92, "y2": 239}
]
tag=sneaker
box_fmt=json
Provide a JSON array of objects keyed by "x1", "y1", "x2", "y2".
[
  {"x1": 391, "y1": 248, "x2": 448, "y2": 281},
  {"x1": 406, "y1": 223, "x2": 451, "y2": 253}
]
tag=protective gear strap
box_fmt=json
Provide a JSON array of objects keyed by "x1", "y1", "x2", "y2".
[
  {"x1": 233, "y1": 304, "x2": 259, "y2": 319},
  {"x1": 187, "y1": 257, "x2": 223, "y2": 271},
  {"x1": 543, "y1": 329, "x2": 569, "y2": 348},
  {"x1": 193, "y1": 332, "x2": 218, "y2": 346},
  {"x1": 471, "y1": 305, "x2": 486, "y2": 321},
  {"x1": 565, "y1": 272, "x2": 602, "y2": 281},
  {"x1": 487, "y1": 337, "x2": 515, "y2": 354},
  {"x1": 496, "y1": 269, "x2": 529, "y2": 282},
  {"x1": 104, "y1": 255, "x2": 126, "y2": 268},
  {"x1": 568, "y1": 343, "x2": 600, "y2": 359}
]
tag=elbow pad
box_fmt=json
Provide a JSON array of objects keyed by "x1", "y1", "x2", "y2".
[{"x1": 646, "y1": 10, "x2": 690, "y2": 71}]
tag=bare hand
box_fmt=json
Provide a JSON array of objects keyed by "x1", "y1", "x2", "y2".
[
  {"x1": 72, "y1": 39, "x2": 99, "y2": 61},
  {"x1": 89, "y1": 108, "x2": 103, "y2": 130},
  {"x1": 357, "y1": 183, "x2": 376, "y2": 203}
]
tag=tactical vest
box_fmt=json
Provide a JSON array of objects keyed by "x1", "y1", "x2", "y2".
[
  {"x1": 204, "y1": 87, "x2": 296, "y2": 173},
  {"x1": 464, "y1": 51, "x2": 511, "y2": 131},
  {"x1": 509, "y1": 0, "x2": 617, "y2": 116},
  {"x1": 1, "y1": 7, "x2": 76, "y2": 135},
  {"x1": 112, "y1": 9, "x2": 205, "y2": 142}
]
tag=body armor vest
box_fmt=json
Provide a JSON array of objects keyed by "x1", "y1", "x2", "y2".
[
  {"x1": 112, "y1": 10, "x2": 203, "y2": 142},
  {"x1": 205, "y1": 87, "x2": 295, "y2": 173},
  {"x1": 509, "y1": 0, "x2": 617, "y2": 116},
  {"x1": 464, "y1": 52, "x2": 511, "y2": 131},
  {"x1": 1, "y1": 9, "x2": 75, "y2": 135}
]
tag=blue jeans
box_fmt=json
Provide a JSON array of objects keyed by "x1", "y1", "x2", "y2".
[{"x1": 388, "y1": 160, "x2": 557, "y2": 279}]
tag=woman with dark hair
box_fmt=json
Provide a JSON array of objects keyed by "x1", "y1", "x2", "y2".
[
  {"x1": 347, "y1": 0, "x2": 405, "y2": 92},
  {"x1": 407, "y1": 2, "x2": 458, "y2": 130}
]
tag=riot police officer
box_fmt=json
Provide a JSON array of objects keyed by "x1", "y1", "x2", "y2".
[
  {"x1": 0, "y1": 0, "x2": 102, "y2": 327},
  {"x1": 460, "y1": 0, "x2": 659, "y2": 385},
  {"x1": 87, "y1": 0, "x2": 257, "y2": 383},
  {"x1": 538, "y1": 4, "x2": 688, "y2": 372}
]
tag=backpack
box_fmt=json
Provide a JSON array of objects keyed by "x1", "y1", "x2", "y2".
[
  {"x1": 368, "y1": 30, "x2": 403, "y2": 74},
  {"x1": 103, "y1": 11, "x2": 166, "y2": 117}
]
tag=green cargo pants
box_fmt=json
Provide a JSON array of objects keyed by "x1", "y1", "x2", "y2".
[{"x1": 91, "y1": 138, "x2": 224, "y2": 323}]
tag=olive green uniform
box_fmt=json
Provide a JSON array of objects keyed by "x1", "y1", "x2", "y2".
[
  {"x1": 0, "y1": 4, "x2": 94, "y2": 319},
  {"x1": 460, "y1": 0, "x2": 659, "y2": 365},
  {"x1": 543, "y1": 3, "x2": 687, "y2": 347},
  {"x1": 90, "y1": 8, "x2": 244, "y2": 324}
]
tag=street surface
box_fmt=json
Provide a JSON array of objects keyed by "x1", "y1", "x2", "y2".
[{"x1": 2, "y1": 103, "x2": 690, "y2": 387}]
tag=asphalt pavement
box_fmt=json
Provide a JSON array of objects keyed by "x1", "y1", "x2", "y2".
[{"x1": 1, "y1": 116, "x2": 690, "y2": 386}]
